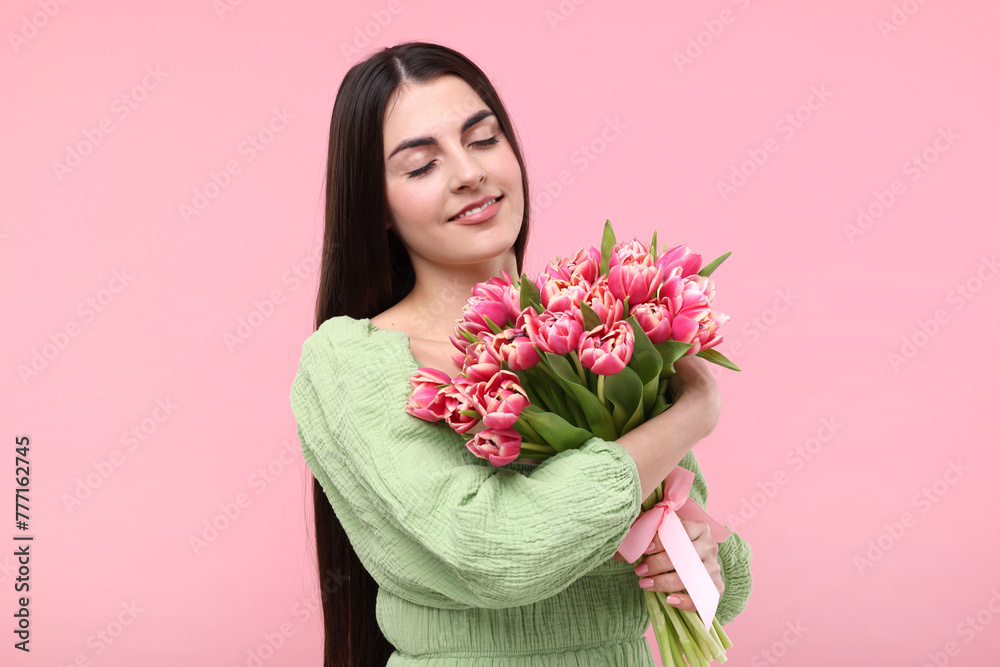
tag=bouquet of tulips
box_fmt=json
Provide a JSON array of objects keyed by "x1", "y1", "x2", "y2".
[{"x1": 405, "y1": 220, "x2": 740, "y2": 666}]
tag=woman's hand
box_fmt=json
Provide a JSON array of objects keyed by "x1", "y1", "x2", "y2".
[
  {"x1": 615, "y1": 519, "x2": 724, "y2": 610},
  {"x1": 668, "y1": 355, "x2": 721, "y2": 440}
]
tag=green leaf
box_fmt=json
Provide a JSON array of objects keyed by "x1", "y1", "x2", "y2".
[
  {"x1": 536, "y1": 352, "x2": 617, "y2": 440},
  {"x1": 650, "y1": 394, "x2": 670, "y2": 418},
  {"x1": 461, "y1": 329, "x2": 477, "y2": 344},
  {"x1": 523, "y1": 363, "x2": 567, "y2": 414},
  {"x1": 621, "y1": 400, "x2": 645, "y2": 435},
  {"x1": 653, "y1": 340, "x2": 694, "y2": 376},
  {"x1": 519, "y1": 408, "x2": 594, "y2": 452},
  {"x1": 519, "y1": 272, "x2": 542, "y2": 314},
  {"x1": 625, "y1": 316, "x2": 662, "y2": 384},
  {"x1": 509, "y1": 368, "x2": 545, "y2": 409},
  {"x1": 511, "y1": 416, "x2": 548, "y2": 447},
  {"x1": 600, "y1": 219, "x2": 616, "y2": 277},
  {"x1": 696, "y1": 348, "x2": 742, "y2": 371},
  {"x1": 697, "y1": 251, "x2": 731, "y2": 278},
  {"x1": 482, "y1": 314, "x2": 504, "y2": 334},
  {"x1": 578, "y1": 300, "x2": 603, "y2": 333},
  {"x1": 602, "y1": 365, "x2": 643, "y2": 433},
  {"x1": 640, "y1": 377, "x2": 659, "y2": 417},
  {"x1": 542, "y1": 350, "x2": 585, "y2": 387},
  {"x1": 650, "y1": 229, "x2": 657, "y2": 259}
]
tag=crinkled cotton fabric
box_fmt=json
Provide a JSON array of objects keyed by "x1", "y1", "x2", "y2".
[{"x1": 290, "y1": 315, "x2": 752, "y2": 666}]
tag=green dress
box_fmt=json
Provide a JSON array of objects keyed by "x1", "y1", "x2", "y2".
[{"x1": 290, "y1": 315, "x2": 752, "y2": 666}]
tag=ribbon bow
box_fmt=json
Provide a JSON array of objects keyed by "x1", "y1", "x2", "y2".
[{"x1": 617, "y1": 466, "x2": 732, "y2": 630}]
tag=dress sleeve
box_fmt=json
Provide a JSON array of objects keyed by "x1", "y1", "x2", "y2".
[
  {"x1": 290, "y1": 329, "x2": 644, "y2": 611},
  {"x1": 677, "y1": 451, "x2": 753, "y2": 626}
]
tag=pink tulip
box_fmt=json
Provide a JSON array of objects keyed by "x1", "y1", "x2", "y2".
[
  {"x1": 465, "y1": 370, "x2": 529, "y2": 429},
  {"x1": 581, "y1": 277, "x2": 625, "y2": 329},
  {"x1": 578, "y1": 319, "x2": 634, "y2": 375},
  {"x1": 630, "y1": 301, "x2": 676, "y2": 345},
  {"x1": 464, "y1": 426, "x2": 522, "y2": 466},
  {"x1": 520, "y1": 308, "x2": 585, "y2": 356},
  {"x1": 501, "y1": 285, "x2": 524, "y2": 326},
  {"x1": 455, "y1": 333, "x2": 504, "y2": 383},
  {"x1": 655, "y1": 243, "x2": 703, "y2": 278},
  {"x1": 611, "y1": 238, "x2": 653, "y2": 264},
  {"x1": 403, "y1": 367, "x2": 453, "y2": 422},
  {"x1": 633, "y1": 273, "x2": 729, "y2": 353},
  {"x1": 539, "y1": 274, "x2": 591, "y2": 313},
  {"x1": 442, "y1": 376, "x2": 481, "y2": 434},
  {"x1": 460, "y1": 298, "x2": 511, "y2": 337},
  {"x1": 539, "y1": 246, "x2": 602, "y2": 285},
  {"x1": 607, "y1": 240, "x2": 664, "y2": 306},
  {"x1": 479, "y1": 327, "x2": 541, "y2": 371}
]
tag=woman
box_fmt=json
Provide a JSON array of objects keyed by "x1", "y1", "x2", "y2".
[{"x1": 290, "y1": 41, "x2": 752, "y2": 667}]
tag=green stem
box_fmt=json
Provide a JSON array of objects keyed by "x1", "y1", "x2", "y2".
[
  {"x1": 533, "y1": 363, "x2": 572, "y2": 416},
  {"x1": 663, "y1": 596, "x2": 708, "y2": 667},
  {"x1": 643, "y1": 589, "x2": 676, "y2": 667},
  {"x1": 517, "y1": 441, "x2": 557, "y2": 455},
  {"x1": 517, "y1": 418, "x2": 547, "y2": 447},
  {"x1": 680, "y1": 608, "x2": 723, "y2": 663},
  {"x1": 712, "y1": 618, "x2": 733, "y2": 650},
  {"x1": 569, "y1": 350, "x2": 588, "y2": 385}
]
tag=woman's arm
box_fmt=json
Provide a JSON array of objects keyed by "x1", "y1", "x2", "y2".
[
  {"x1": 615, "y1": 354, "x2": 722, "y2": 502},
  {"x1": 291, "y1": 327, "x2": 646, "y2": 610}
]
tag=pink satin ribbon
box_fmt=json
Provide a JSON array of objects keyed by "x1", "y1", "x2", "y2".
[{"x1": 617, "y1": 466, "x2": 732, "y2": 630}]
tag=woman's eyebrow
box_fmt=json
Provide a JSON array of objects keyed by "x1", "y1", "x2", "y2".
[{"x1": 387, "y1": 109, "x2": 495, "y2": 160}]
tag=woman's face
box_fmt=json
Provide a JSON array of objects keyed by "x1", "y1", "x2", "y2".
[{"x1": 382, "y1": 75, "x2": 525, "y2": 269}]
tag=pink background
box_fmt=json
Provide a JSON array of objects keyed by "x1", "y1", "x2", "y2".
[{"x1": 4, "y1": 1, "x2": 999, "y2": 665}]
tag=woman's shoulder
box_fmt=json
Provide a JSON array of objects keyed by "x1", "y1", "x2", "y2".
[{"x1": 298, "y1": 314, "x2": 406, "y2": 375}]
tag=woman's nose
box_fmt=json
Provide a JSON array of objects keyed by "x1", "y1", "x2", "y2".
[{"x1": 450, "y1": 151, "x2": 486, "y2": 189}]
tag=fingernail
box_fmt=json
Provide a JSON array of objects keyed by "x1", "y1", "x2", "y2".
[
  {"x1": 645, "y1": 542, "x2": 657, "y2": 554},
  {"x1": 639, "y1": 578, "x2": 655, "y2": 589},
  {"x1": 635, "y1": 563, "x2": 649, "y2": 576},
  {"x1": 666, "y1": 595, "x2": 681, "y2": 605}
]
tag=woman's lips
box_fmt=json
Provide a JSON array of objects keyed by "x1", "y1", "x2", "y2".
[{"x1": 449, "y1": 195, "x2": 503, "y2": 225}]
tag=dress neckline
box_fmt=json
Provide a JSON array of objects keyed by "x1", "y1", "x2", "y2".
[
  {"x1": 362, "y1": 316, "x2": 422, "y2": 372},
  {"x1": 359, "y1": 316, "x2": 542, "y2": 472}
]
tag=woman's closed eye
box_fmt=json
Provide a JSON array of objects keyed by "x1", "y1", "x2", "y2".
[{"x1": 406, "y1": 137, "x2": 501, "y2": 179}]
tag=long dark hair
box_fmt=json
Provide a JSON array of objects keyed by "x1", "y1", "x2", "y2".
[{"x1": 307, "y1": 41, "x2": 532, "y2": 666}]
